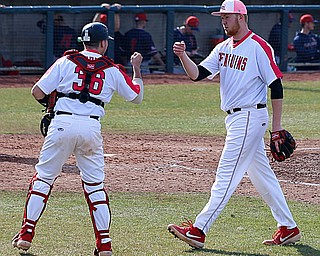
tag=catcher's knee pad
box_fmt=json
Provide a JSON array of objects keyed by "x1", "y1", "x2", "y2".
[
  {"x1": 82, "y1": 180, "x2": 111, "y2": 247},
  {"x1": 21, "y1": 173, "x2": 53, "y2": 236}
]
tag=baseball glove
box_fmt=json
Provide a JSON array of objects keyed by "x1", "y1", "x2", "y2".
[
  {"x1": 39, "y1": 90, "x2": 57, "y2": 137},
  {"x1": 269, "y1": 130, "x2": 296, "y2": 162},
  {"x1": 40, "y1": 112, "x2": 54, "y2": 137}
]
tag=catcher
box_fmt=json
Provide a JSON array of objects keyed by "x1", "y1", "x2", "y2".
[
  {"x1": 12, "y1": 22, "x2": 144, "y2": 256},
  {"x1": 38, "y1": 49, "x2": 128, "y2": 137}
]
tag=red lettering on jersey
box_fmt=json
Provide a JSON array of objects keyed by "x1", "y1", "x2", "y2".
[
  {"x1": 72, "y1": 67, "x2": 104, "y2": 95},
  {"x1": 90, "y1": 70, "x2": 105, "y2": 94},
  {"x1": 73, "y1": 66, "x2": 86, "y2": 91},
  {"x1": 223, "y1": 54, "x2": 229, "y2": 67},
  {"x1": 236, "y1": 56, "x2": 243, "y2": 70},
  {"x1": 219, "y1": 52, "x2": 247, "y2": 71},
  {"x1": 241, "y1": 58, "x2": 247, "y2": 71},
  {"x1": 219, "y1": 52, "x2": 225, "y2": 62},
  {"x1": 234, "y1": 55, "x2": 239, "y2": 69},
  {"x1": 229, "y1": 54, "x2": 235, "y2": 68}
]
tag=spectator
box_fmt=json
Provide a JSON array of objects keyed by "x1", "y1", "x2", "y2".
[
  {"x1": 0, "y1": 53, "x2": 19, "y2": 75},
  {"x1": 37, "y1": 14, "x2": 78, "y2": 59},
  {"x1": 0, "y1": 4, "x2": 20, "y2": 75},
  {"x1": 293, "y1": 14, "x2": 320, "y2": 70},
  {"x1": 174, "y1": 16, "x2": 203, "y2": 64},
  {"x1": 93, "y1": 3, "x2": 126, "y2": 65},
  {"x1": 123, "y1": 13, "x2": 165, "y2": 73},
  {"x1": 268, "y1": 12, "x2": 294, "y2": 64}
]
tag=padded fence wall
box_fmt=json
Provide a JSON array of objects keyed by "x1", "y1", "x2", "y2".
[{"x1": 0, "y1": 5, "x2": 319, "y2": 74}]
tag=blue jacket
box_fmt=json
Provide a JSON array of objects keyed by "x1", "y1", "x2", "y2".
[
  {"x1": 293, "y1": 32, "x2": 320, "y2": 63},
  {"x1": 123, "y1": 28, "x2": 158, "y2": 61}
]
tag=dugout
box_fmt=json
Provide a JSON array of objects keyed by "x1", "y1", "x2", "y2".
[{"x1": 0, "y1": 4, "x2": 319, "y2": 74}]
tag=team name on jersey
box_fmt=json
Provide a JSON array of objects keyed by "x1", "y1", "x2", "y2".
[{"x1": 219, "y1": 52, "x2": 248, "y2": 71}]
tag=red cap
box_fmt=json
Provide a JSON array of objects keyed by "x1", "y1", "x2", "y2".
[
  {"x1": 100, "y1": 14, "x2": 107, "y2": 24},
  {"x1": 135, "y1": 13, "x2": 148, "y2": 22},
  {"x1": 300, "y1": 14, "x2": 318, "y2": 24},
  {"x1": 185, "y1": 16, "x2": 200, "y2": 30}
]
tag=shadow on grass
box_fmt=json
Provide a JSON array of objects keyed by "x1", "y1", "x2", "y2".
[
  {"x1": 184, "y1": 243, "x2": 320, "y2": 256},
  {"x1": 185, "y1": 248, "x2": 269, "y2": 256},
  {"x1": 19, "y1": 252, "x2": 37, "y2": 256},
  {"x1": 0, "y1": 154, "x2": 37, "y2": 165},
  {"x1": 0, "y1": 153, "x2": 78, "y2": 174},
  {"x1": 293, "y1": 243, "x2": 320, "y2": 256}
]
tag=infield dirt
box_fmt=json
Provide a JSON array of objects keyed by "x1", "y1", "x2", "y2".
[{"x1": 0, "y1": 73, "x2": 319, "y2": 204}]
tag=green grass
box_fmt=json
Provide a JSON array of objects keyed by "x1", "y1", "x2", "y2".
[
  {"x1": 1, "y1": 81, "x2": 319, "y2": 255},
  {"x1": 1, "y1": 191, "x2": 319, "y2": 256},
  {"x1": 0, "y1": 81, "x2": 319, "y2": 139}
]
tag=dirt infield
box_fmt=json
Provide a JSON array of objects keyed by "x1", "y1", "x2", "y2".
[{"x1": 0, "y1": 74, "x2": 319, "y2": 205}]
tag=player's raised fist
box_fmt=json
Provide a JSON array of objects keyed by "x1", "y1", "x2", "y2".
[
  {"x1": 130, "y1": 52, "x2": 143, "y2": 67},
  {"x1": 173, "y1": 41, "x2": 186, "y2": 57}
]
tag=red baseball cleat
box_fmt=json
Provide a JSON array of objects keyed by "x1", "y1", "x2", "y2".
[
  {"x1": 12, "y1": 223, "x2": 35, "y2": 251},
  {"x1": 168, "y1": 219, "x2": 205, "y2": 249},
  {"x1": 93, "y1": 242, "x2": 112, "y2": 256},
  {"x1": 12, "y1": 232, "x2": 32, "y2": 251},
  {"x1": 263, "y1": 226, "x2": 301, "y2": 245}
]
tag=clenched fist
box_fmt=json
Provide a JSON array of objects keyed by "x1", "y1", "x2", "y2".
[
  {"x1": 130, "y1": 52, "x2": 143, "y2": 67},
  {"x1": 173, "y1": 41, "x2": 186, "y2": 58}
]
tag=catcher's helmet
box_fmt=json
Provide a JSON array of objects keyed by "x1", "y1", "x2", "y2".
[{"x1": 79, "y1": 22, "x2": 113, "y2": 43}]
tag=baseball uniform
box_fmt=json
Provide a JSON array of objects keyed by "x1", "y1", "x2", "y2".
[
  {"x1": 13, "y1": 21, "x2": 143, "y2": 255},
  {"x1": 194, "y1": 31, "x2": 296, "y2": 234},
  {"x1": 168, "y1": 0, "x2": 300, "y2": 249}
]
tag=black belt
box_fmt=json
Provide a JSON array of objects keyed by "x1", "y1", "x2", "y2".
[
  {"x1": 56, "y1": 111, "x2": 99, "y2": 120},
  {"x1": 226, "y1": 103, "x2": 266, "y2": 114},
  {"x1": 57, "y1": 92, "x2": 104, "y2": 107}
]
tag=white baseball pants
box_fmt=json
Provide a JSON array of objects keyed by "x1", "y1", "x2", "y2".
[{"x1": 194, "y1": 107, "x2": 297, "y2": 234}]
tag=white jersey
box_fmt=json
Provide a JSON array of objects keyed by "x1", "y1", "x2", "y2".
[
  {"x1": 36, "y1": 49, "x2": 140, "y2": 118},
  {"x1": 200, "y1": 30, "x2": 283, "y2": 112}
]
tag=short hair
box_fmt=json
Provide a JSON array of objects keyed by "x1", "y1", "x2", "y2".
[
  {"x1": 243, "y1": 14, "x2": 248, "y2": 23},
  {"x1": 237, "y1": 13, "x2": 248, "y2": 23},
  {"x1": 83, "y1": 41, "x2": 100, "y2": 48}
]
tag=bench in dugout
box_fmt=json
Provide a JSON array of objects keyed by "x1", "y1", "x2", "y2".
[{"x1": 287, "y1": 62, "x2": 320, "y2": 71}]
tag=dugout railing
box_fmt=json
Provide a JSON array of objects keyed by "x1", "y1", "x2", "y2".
[{"x1": 0, "y1": 5, "x2": 319, "y2": 74}]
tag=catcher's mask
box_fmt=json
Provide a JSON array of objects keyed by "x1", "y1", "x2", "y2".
[{"x1": 79, "y1": 22, "x2": 114, "y2": 43}]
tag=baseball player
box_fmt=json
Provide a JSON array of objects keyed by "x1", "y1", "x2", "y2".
[
  {"x1": 92, "y1": 3, "x2": 126, "y2": 65},
  {"x1": 123, "y1": 13, "x2": 165, "y2": 73},
  {"x1": 168, "y1": 0, "x2": 301, "y2": 249},
  {"x1": 174, "y1": 16, "x2": 201, "y2": 62},
  {"x1": 293, "y1": 14, "x2": 320, "y2": 70},
  {"x1": 12, "y1": 22, "x2": 144, "y2": 256}
]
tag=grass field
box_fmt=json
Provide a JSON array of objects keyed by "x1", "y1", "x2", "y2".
[
  {"x1": 0, "y1": 81, "x2": 319, "y2": 255},
  {"x1": 1, "y1": 191, "x2": 320, "y2": 256},
  {"x1": 0, "y1": 81, "x2": 319, "y2": 138}
]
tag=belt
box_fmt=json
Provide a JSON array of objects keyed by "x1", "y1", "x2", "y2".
[
  {"x1": 56, "y1": 111, "x2": 99, "y2": 120},
  {"x1": 57, "y1": 92, "x2": 104, "y2": 107},
  {"x1": 226, "y1": 103, "x2": 267, "y2": 114}
]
